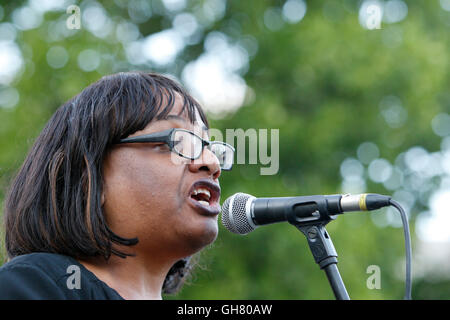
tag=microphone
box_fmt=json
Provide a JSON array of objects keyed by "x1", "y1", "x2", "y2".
[{"x1": 221, "y1": 193, "x2": 391, "y2": 235}]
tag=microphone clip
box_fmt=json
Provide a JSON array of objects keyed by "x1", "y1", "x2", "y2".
[
  {"x1": 285, "y1": 195, "x2": 342, "y2": 227},
  {"x1": 296, "y1": 225, "x2": 338, "y2": 270}
]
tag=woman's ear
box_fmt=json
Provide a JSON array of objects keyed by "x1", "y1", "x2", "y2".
[{"x1": 101, "y1": 192, "x2": 105, "y2": 206}]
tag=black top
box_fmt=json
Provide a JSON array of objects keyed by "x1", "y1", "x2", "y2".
[{"x1": 0, "y1": 252, "x2": 124, "y2": 300}]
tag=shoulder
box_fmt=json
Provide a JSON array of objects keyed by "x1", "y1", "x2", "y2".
[
  {"x1": 0, "y1": 253, "x2": 72, "y2": 299},
  {"x1": 0, "y1": 253, "x2": 84, "y2": 299},
  {"x1": 0, "y1": 252, "x2": 123, "y2": 300}
]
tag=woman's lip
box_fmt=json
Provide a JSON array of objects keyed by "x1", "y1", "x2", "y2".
[
  {"x1": 188, "y1": 179, "x2": 221, "y2": 204},
  {"x1": 187, "y1": 196, "x2": 221, "y2": 216},
  {"x1": 187, "y1": 179, "x2": 221, "y2": 216}
]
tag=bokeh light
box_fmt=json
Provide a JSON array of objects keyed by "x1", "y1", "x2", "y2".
[
  {"x1": 46, "y1": 46, "x2": 69, "y2": 69},
  {"x1": 282, "y1": 0, "x2": 307, "y2": 24},
  {"x1": 77, "y1": 49, "x2": 101, "y2": 72}
]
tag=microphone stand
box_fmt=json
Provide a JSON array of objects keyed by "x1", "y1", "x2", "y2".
[{"x1": 285, "y1": 197, "x2": 350, "y2": 300}]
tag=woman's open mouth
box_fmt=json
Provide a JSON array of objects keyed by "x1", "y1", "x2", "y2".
[{"x1": 188, "y1": 179, "x2": 221, "y2": 216}]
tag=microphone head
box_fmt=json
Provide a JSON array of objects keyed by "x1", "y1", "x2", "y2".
[{"x1": 221, "y1": 192, "x2": 257, "y2": 235}]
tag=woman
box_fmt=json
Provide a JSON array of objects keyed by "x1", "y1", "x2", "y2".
[{"x1": 0, "y1": 71, "x2": 234, "y2": 299}]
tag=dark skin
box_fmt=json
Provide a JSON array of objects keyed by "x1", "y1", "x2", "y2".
[{"x1": 79, "y1": 96, "x2": 221, "y2": 299}]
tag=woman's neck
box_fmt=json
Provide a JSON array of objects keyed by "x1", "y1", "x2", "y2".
[{"x1": 78, "y1": 253, "x2": 177, "y2": 300}]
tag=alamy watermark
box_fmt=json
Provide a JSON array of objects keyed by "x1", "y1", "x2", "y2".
[
  {"x1": 170, "y1": 128, "x2": 280, "y2": 176},
  {"x1": 366, "y1": 265, "x2": 381, "y2": 290},
  {"x1": 216, "y1": 128, "x2": 279, "y2": 176},
  {"x1": 365, "y1": 4, "x2": 382, "y2": 29},
  {"x1": 66, "y1": 5, "x2": 81, "y2": 30},
  {"x1": 66, "y1": 265, "x2": 81, "y2": 290}
]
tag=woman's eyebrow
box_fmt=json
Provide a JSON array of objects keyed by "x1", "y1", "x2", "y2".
[{"x1": 161, "y1": 114, "x2": 208, "y2": 131}]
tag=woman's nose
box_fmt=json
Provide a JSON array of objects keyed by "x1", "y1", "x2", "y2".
[{"x1": 188, "y1": 147, "x2": 221, "y2": 180}]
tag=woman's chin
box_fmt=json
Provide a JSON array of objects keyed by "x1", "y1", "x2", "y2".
[{"x1": 183, "y1": 219, "x2": 219, "y2": 254}]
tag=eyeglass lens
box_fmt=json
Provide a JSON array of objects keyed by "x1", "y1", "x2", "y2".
[{"x1": 172, "y1": 130, "x2": 233, "y2": 169}]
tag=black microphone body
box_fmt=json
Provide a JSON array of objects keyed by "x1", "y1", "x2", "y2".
[
  {"x1": 222, "y1": 193, "x2": 391, "y2": 235},
  {"x1": 252, "y1": 195, "x2": 342, "y2": 226}
]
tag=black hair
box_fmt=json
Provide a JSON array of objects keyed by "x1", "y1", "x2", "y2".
[{"x1": 3, "y1": 71, "x2": 209, "y2": 294}]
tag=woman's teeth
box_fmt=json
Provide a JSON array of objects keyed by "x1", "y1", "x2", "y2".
[
  {"x1": 192, "y1": 188, "x2": 211, "y2": 205},
  {"x1": 193, "y1": 188, "x2": 211, "y2": 198}
]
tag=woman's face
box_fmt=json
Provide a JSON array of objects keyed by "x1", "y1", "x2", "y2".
[{"x1": 102, "y1": 96, "x2": 222, "y2": 259}]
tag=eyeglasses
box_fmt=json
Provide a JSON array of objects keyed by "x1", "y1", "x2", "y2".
[{"x1": 116, "y1": 128, "x2": 235, "y2": 170}]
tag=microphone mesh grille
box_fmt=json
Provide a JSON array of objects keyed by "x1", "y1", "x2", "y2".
[
  {"x1": 221, "y1": 193, "x2": 255, "y2": 235},
  {"x1": 221, "y1": 196, "x2": 232, "y2": 231}
]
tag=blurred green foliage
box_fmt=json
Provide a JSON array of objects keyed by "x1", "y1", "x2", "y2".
[{"x1": 1, "y1": 0, "x2": 449, "y2": 299}]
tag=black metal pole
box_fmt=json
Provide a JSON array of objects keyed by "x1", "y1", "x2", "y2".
[{"x1": 323, "y1": 263, "x2": 350, "y2": 300}]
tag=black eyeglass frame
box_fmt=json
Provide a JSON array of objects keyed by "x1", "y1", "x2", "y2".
[{"x1": 116, "y1": 128, "x2": 235, "y2": 170}]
